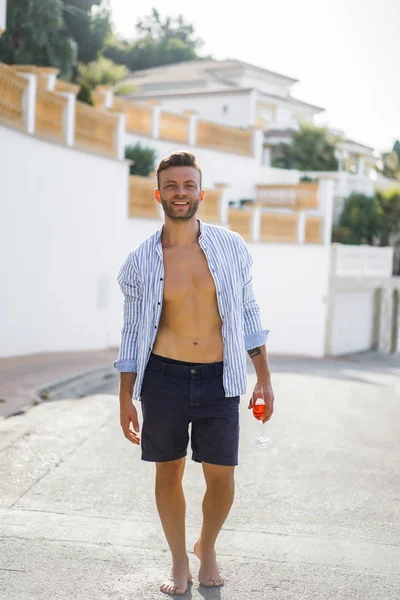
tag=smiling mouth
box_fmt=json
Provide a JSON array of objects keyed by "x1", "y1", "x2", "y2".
[{"x1": 172, "y1": 202, "x2": 189, "y2": 205}]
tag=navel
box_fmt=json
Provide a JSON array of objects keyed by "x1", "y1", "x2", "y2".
[{"x1": 193, "y1": 341, "x2": 199, "y2": 346}]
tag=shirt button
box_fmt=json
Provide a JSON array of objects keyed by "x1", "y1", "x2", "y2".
[
  {"x1": 158, "y1": 302, "x2": 161, "y2": 305},
  {"x1": 160, "y1": 277, "x2": 163, "y2": 281},
  {"x1": 191, "y1": 368, "x2": 196, "y2": 374}
]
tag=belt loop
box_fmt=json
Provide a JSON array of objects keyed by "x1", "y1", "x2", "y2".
[{"x1": 161, "y1": 362, "x2": 167, "y2": 375}]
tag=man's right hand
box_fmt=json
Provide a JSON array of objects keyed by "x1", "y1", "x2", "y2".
[{"x1": 120, "y1": 400, "x2": 141, "y2": 445}]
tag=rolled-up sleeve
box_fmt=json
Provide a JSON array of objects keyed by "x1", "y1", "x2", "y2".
[
  {"x1": 238, "y1": 238, "x2": 269, "y2": 351},
  {"x1": 113, "y1": 252, "x2": 143, "y2": 372}
]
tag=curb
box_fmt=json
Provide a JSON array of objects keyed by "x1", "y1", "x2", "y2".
[{"x1": 1, "y1": 366, "x2": 118, "y2": 420}]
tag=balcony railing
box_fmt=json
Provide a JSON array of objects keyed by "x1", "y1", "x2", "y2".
[{"x1": 0, "y1": 62, "x2": 125, "y2": 160}]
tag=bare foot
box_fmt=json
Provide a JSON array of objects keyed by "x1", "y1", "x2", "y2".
[
  {"x1": 194, "y1": 540, "x2": 224, "y2": 587},
  {"x1": 160, "y1": 558, "x2": 192, "y2": 596}
]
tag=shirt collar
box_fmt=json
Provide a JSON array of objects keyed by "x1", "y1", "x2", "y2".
[{"x1": 155, "y1": 218, "x2": 206, "y2": 245}]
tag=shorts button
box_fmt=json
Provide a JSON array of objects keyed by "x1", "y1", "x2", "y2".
[{"x1": 191, "y1": 368, "x2": 196, "y2": 374}]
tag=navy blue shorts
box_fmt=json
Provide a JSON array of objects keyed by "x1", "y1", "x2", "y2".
[{"x1": 140, "y1": 353, "x2": 240, "y2": 466}]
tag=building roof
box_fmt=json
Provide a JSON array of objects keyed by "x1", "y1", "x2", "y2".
[
  {"x1": 124, "y1": 59, "x2": 324, "y2": 114},
  {"x1": 126, "y1": 59, "x2": 298, "y2": 86}
]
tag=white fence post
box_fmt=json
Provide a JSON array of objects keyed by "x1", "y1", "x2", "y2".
[
  {"x1": 184, "y1": 110, "x2": 198, "y2": 147},
  {"x1": 251, "y1": 205, "x2": 262, "y2": 242},
  {"x1": 214, "y1": 183, "x2": 230, "y2": 226},
  {"x1": 297, "y1": 211, "x2": 306, "y2": 244},
  {"x1": 61, "y1": 93, "x2": 76, "y2": 147},
  {"x1": 95, "y1": 85, "x2": 114, "y2": 109},
  {"x1": 251, "y1": 127, "x2": 264, "y2": 164},
  {"x1": 319, "y1": 179, "x2": 334, "y2": 246},
  {"x1": 152, "y1": 105, "x2": 161, "y2": 140},
  {"x1": 38, "y1": 67, "x2": 59, "y2": 91},
  {"x1": 116, "y1": 113, "x2": 126, "y2": 161},
  {"x1": 20, "y1": 73, "x2": 37, "y2": 135}
]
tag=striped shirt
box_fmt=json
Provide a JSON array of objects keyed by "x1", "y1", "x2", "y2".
[{"x1": 114, "y1": 219, "x2": 269, "y2": 399}]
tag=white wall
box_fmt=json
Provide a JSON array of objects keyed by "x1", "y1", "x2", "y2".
[
  {"x1": 1, "y1": 123, "x2": 331, "y2": 360},
  {"x1": 0, "y1": 125, "x2": 130, "y2": 357},
  {"x1": 153, "y1": 93, "x2": 253, "y2": 128},
  {"x1": 125, "y1": 132, "x2": 260, "y2": 202},
  {"x1": 250, "y1": 243, "x2": 331, "y2": 357},
  {"x1": 0, "y1": 0, "x2": 6, "y2": 31},
  {"x1": 330, "y1": 291, "x2": 375, "y2": 355}
]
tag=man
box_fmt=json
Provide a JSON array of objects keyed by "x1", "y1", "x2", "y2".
[{"x1": 114, "y1": 151, "x2": 274, "y2": 595}]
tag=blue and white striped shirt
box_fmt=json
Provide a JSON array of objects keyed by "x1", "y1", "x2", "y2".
[{"x1": 114, "y1": 219, "x2": 269, "y2": 399}]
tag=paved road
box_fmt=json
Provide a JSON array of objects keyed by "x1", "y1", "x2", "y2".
[{"x1": 1, "y1": 355, "x2": 400, "y2": 599}]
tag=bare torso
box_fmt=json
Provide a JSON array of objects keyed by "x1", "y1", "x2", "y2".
[{"x1": 152, "y1": 241, "x2": 223, "y2": 362}]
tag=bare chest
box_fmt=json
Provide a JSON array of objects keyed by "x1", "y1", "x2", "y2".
[{"x1": 162, "y1": 245, "x2": 216, "y2": 302}]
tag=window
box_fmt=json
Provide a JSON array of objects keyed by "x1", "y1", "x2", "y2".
[{"x1": 222, "y1": 104, "x2": 228, "y2": 114}]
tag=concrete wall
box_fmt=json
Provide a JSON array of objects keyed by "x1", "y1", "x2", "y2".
[
  {"x1": 330, "y1": 291, "x2": 375, "y2": 355},
  {"x1": 0, "y1": 125, "x2": 130, "y2": 357},
  {"x1": 250, "y1": 243, "x2": 331, "y2": 357}
]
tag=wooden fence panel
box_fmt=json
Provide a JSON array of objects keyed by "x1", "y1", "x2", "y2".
[
  {"x1": 129, "y1": 175, "x2": 159, "y2": 219},
  {"x1": 112, "y1": 98, "x2": 153, "y2": 136},
  {"x1": 260, "y1": 213, "x2": 298, "y2": 242},
  {"x1": 228, "y1": 209, "x2": 252, "y2": 240},
  {"x1": 75, "y1": 101, "x2": 118, "y2": 157},
  {"x1": 305, "y1": 216, "x2": 323, "y2": 243},
  {"x1": 36, "y1": 89, "x2": 67, "y2": 141},
  {"x1": 256, "y1": 183, "x2": 319, "y2": 210},
  {"x1": 197, "y1": 120, "x2": 253, "y2": 156},
  {"x1": 0, "y1": 63, "x2": 28, "y2": 127},
  {"x1": 159, "y1": 111, "x2": 189, "y2": 144}
]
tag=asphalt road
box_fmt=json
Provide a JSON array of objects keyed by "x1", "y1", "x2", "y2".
[{"x1": 1, "y1": 354, "x2": 400, "y2": 599}]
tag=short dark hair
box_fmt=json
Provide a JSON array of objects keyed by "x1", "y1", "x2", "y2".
[{"x1": 156, "y1": 151, "x2": 202, "y2": 188}]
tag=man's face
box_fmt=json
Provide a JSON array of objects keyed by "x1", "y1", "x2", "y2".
[{"x1": 155, "y1": 166, "x2": 204, "y2": 221}]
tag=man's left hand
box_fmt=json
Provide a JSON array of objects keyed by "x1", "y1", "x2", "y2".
[{"x1": 248, "y1": 378, "x2": 274, "y2": 423}]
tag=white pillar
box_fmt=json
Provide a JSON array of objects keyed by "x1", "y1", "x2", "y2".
[
  {"x1": 297, "y1": 211, "x2": 306, "y2": 244},
  {"x1": 214, "y1": 183, "x2": 230, "y2": 225},
  {"x1": 358, "y1": 157, "x2": 365, "y2": 175},
  {"x1": 184, "y1": 110, "x2": 198, "y2": 146},
  {"x1": 152, "y1": 106, "x2": 161, "y2": 139},
  {"x1": 252, "y1": 127, "x2": 264, "y2": 163},
  {"x1": 103, "y1": 89, "x2": 114, "y2": 109},
  {"x1": 61, "y1": 92, "x2": 76, "y2": 147},
  {"x1": 0, "y1": 0, "x2": 7, "y2": 35},
  {"x1": 94, "y1": 85, "x2": 114, "y2": 109},
  {"x1": 249, "y1": 89, "x2": 258, "y2": 127},
  {"x1": 116, "y1": 113, "x2": 126, "y2": 161},
  {"x1": 251, "y1": 205, "x2": 262, "y2": 242},
  {"x1": 319, "y1": 179, "x2": 334, "y2": 246},
  {"x1": 20, "y1": 73, "x2": 37, "y2": 135}
]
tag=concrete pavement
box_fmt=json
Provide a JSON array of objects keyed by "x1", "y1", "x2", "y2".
[{"x1": 1, "y1": 354, "x2": 400, "y2": 599}]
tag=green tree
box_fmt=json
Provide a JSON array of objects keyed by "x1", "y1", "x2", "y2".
[
  {"x1": 381, "y1": 149, "x2": 400, "y2": 181},
  {"x1": 0, "y1": 0, "x2": 76, "y2": 78},
  {"x1": 104, "y1": 8, "x2": 207, "y2": 72},
  {"x1": 271, "y1": 124, "x2": 339, "y2": 171},
  {"x1": 77, "y1": 56, "x2": 128, "y2": 89},
  {"x1": 125, "y1": 143, "x2": 157, "y2": 177},
  {"x1": 375, "y1": 186, "x2": 400, "y2": 246},
  {"x1": 337, "y1": 193, "x2": 379, "y2": 245},
  {"x1": 61, "y1": 1, "x2": 112, "y2": 64},
  {"x1": 76, "y1": 80, "x2": 94, "y2": 105}
]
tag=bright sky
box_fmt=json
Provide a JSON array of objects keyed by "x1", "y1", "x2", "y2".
[{"x1": 110, "y1": 0, "x2": 399, "y2": 153}]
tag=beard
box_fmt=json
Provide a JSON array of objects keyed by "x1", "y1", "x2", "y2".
[{"x1": 160, "y1": 194, "x2": 201, "y2": 221}]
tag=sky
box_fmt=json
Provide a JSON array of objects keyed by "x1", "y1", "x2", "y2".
[{"x1": 109, "y1": 0, "x2": 399, "y2": 153}]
